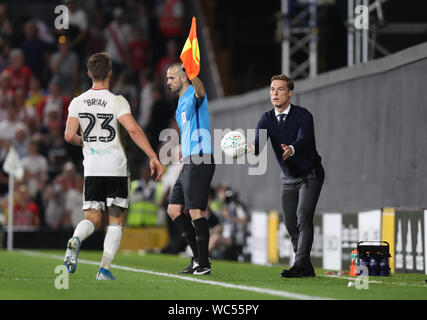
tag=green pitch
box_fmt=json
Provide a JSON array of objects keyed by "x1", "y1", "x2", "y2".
[{"x1": 0, "y1": 249, "x2": 425, "y2": 300}]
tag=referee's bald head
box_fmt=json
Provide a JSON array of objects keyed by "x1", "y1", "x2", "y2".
[{"x1": 168, "y1": 63, "x2": 187, "y2": 78}]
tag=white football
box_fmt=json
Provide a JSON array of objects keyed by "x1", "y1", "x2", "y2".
[{"x1": 221, "y1": 130, "x2": 247, "y2": 159}]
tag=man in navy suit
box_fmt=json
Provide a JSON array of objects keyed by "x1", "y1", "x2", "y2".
[{"x1": 250, "y1": 74, "x2": 324, "y2": 278}]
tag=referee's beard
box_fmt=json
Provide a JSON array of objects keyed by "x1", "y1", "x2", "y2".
[
  {"x1": 170, "y1": 82, "x2": 189, "y2": 98},
  {"x1": 169, "y1": 83, "x2": 181, "y2": 94}
]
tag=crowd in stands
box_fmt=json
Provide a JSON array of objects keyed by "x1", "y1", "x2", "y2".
[{"x1": 0, "y1": 0, "x2": 251, "y2": 261}]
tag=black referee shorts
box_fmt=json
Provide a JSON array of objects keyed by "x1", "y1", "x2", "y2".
[
  {"x1": 83, "y1": 176, "x2": 130, "y2": 211},
  {"x1": 169, "y1": 155, "x2": 215, "y2": 211}
]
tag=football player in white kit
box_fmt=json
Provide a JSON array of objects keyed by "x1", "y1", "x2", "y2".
[{"x1": 63, "y1": 52, "x2": 162, "y2": 280}]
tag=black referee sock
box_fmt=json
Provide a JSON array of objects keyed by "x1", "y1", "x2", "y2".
[
  {"x1": 174, "y1": 214, "x2": 198, "y2": 259},
  {"x1": 193, "y1": 217, "x2": 210, "y2": 268}
]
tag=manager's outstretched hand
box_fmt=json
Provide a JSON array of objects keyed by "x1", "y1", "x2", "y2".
[
  {"x1": 246, "y1": 142, "x2": 255, "y2": 154},
  {"x1": 281, "y1": 144, "x2": 293, "y2": 160}
]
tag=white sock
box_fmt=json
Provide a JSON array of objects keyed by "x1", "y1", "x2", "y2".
[
  {"x1": 72, "y1": 219, "x2": 95, "y2": 242},
  {"x1": 100, "y1": 224, "x2": 123, "y2": 270}
]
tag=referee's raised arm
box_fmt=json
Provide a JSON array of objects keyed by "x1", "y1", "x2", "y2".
[{"x1": 190, "y1": 76, "x2": 205, "y2": 99}]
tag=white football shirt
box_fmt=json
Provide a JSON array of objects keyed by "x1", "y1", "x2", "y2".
[{"x1": 68, "y1": 89, "x2": 131, "y2": 177}]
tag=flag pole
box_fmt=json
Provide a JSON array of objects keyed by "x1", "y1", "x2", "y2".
[
  {"x1": 7, "y1": 172, "x2": 14, "y2": 251},
  {"x1": 3, "y1": 146, "x2": 22, "y2": 252}
]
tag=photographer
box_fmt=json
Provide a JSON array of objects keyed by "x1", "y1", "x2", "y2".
[{"x1": 209, "y1": 188, "x2": 250, "y2": 261}]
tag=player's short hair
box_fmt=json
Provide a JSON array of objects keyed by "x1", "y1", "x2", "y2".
[
  {"x1": 87, "y1": 52, "x2": 112, "y2": 81},
  {"x1": 271, "y1": 74, "x2": 294, "y2": 91}
]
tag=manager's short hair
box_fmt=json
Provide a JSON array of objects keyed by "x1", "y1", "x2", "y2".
[
  {"x1": 271, "y1": 74, "x2": 294, "y2": 91},
  {"x1": 87, "y1": 52, "x2": 111, "y2": 81}
]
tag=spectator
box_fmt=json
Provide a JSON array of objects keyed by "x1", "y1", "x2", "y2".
[
  {"x1": 145, "y1": 85, "x2": 173, "y2": 152},
  {"x1": 32, "y1": 173, "x2": 48, "y2": 229},
  {"x1": 205, "y1": 187, "x2": 220, "y2": 229},
  {"x1": 36, "y1": 78, "x2": 70, "y2": 128},
  {"x1": 128, "y1": 25, "x2": 151, "y2": 76},
  {"x1": 155, "y1": 39, "x2": 180, "y2": 99},
  {"x1": 209, "y1": 189, "x2": 250, "y2": 261},
  {"x1": 25, "y1": 77, "x2": 45, "y2": 132},
  {"x1": 21, "y1": 138, "x2": 48, "y2": 198},
  {"x1": 13, "y1": 122, "x2": 29, "y2": 159},
  {"x1": 32, "y1": 19, "x2": 55, "y2": 45},
  {"x1": 0, "y1": 71, "x2": 13, "y2": 112},
  {"x1": 45, "y1": 121, "x2": 68, "y2": 181},
  {"x1": 86, "y1": 7, "x2": 106, "y2": 57},
  {"x1": 137, "y1": 69, "x2": 154, "y2": 130},
  {"x1": 0, "y1": 40, "x2": 11, "y2": 72},
  {"x1": 0, "y1": 5, "x2": 13, "y2": 43},
  {"x1": 43, "y1": 172, "x2": 66, "y2": 230},
  {"x1": 158, "y1": 0, "x2": 184, "y2": 38},
  {"x1": 64, "y1": 171, "x2": 84, "y2": 229},
  {"x1": 104, "y1": 7, "x2": 132, "y2": 87},
  {"x1": 64, "y1": 0, "x2": 89, "y2": 60},
  {"x1": 134, "y1": 1, "x2": 151, "y2": 37},
  {"x1": 127, "y1": 162, "x2": 164, "y2": 227},
  {"x1": 12, "y1": 184, "x2": 40, "y2": 229},
  {"x1": 49, "y1": 37, "x2": 79, "y2": 97},
  {"x1": 112, "y1": 69, "x2": 138, "y2": 113},
  {"x1": 21, "y1": 21, "x2": 54, "y2": 85},
  {"x1": 13, "y1": 88, "x2": 30, "y2": 123},
  {"x1": 0, "y1": 94, "x2": 9, "y2": 123},
  {"x1": 3, "y1": 48, "x2": 31, "y2": 94},
  {"x1": 0, "y1": 104, "x2": 26, "y2": 142}
]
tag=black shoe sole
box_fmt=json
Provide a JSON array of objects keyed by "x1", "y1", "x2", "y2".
[
  {"x1": 281, "y1": 273, "x2": 316, "y2": 278},
  {"x1": 180, "y1": 270, "x2": 195, "y2": 274},
  {"x1": 193, "y1": 268, "x2": 212, "y2": 275}
]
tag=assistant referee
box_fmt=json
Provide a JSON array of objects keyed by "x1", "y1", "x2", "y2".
[{"x1": 165, "y1": 63, "x2": 215, "y2": 275}]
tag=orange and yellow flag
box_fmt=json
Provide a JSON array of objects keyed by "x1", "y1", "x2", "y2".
[{"x1": 180, "y1": 17, "x2": 200, "y2": 80}]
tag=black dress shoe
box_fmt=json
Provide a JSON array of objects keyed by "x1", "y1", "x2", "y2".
[
  {"x1": 281, "y1": 265, "x2": 301, "y2": 278},
  {"x1": 281, "y1": 265, "x2": 315, "y2": 278},
  {"x1": 305, "y1": 263, "x2": 316, "y2": 277},
  {"x1": 280, "y1": 268, "x2": 290, "y2": 277}
]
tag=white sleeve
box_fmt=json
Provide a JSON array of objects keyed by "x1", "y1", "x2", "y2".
[
  {"x1": 65, "y1": 192, "x2": 72, "y2": 211},
  {"x1": 116, "y1": 95, "x2": 132, "y2": 118},
  {"x1": 68, "y1": 98, "x2": 78, "y2": 118},
  {"x1": 40, "y1": 156, "x2": 48, "y2": 173},
  {"x1": 77, "y1": 11, "x2": 88, "y2": 31}
]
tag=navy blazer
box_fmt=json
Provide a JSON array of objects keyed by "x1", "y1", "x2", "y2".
[{"x1": 255, "y1": 104, "x2": 322, "y2": 178}]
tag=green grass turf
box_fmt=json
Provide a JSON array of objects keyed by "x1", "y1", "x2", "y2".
[{"x1": 0, "y1": 249, "x2": 426, "y2": 300}]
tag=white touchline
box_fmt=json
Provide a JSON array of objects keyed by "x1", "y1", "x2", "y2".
[{"x1": 18, "y1": 250, "x2": 332, "y2": 300}]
